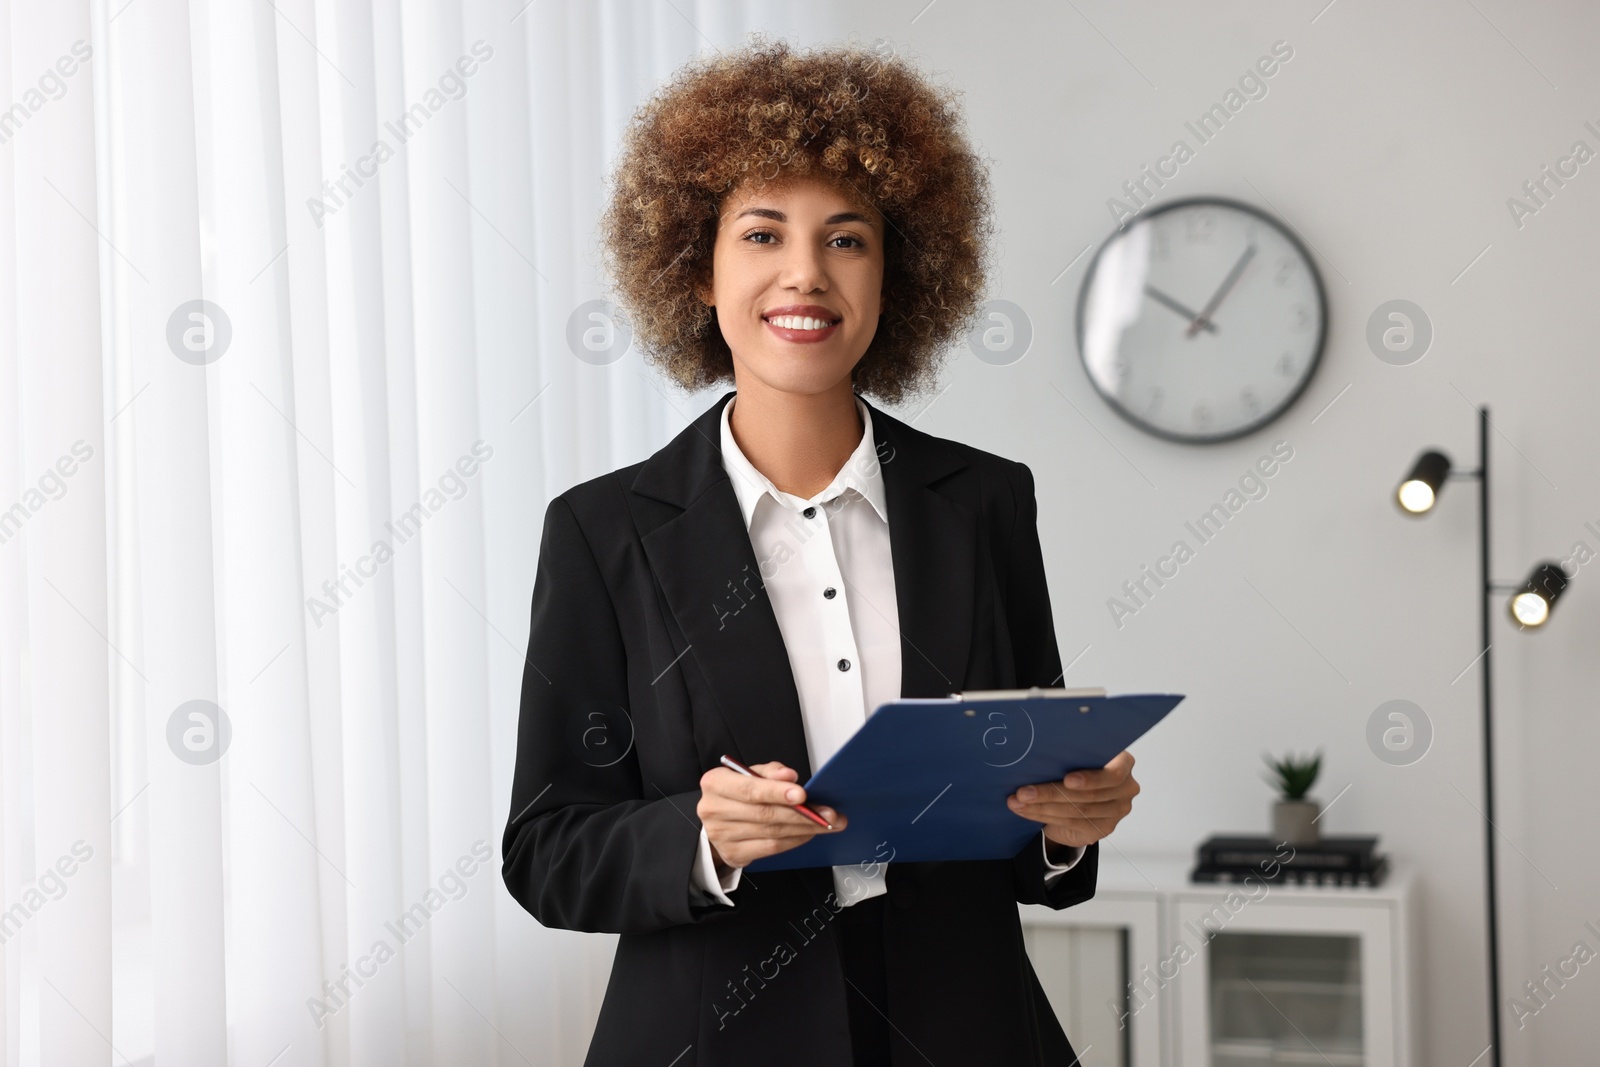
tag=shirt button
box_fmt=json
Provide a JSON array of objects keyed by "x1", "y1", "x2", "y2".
[
  {"x1": 803, "y1": 506, "x2": 816, "y2": 519},
  {"x1": 837, "y1": 658, "x2": 851, "y2": 672},
  {"x1": 823, "y1": 586, "x2": 837, "y2": 599}
]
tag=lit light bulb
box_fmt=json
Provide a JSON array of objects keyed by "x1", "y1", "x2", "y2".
[
  {"x1": 1397, "y1": 479, "x2": 1435, "y2": 514},
  {"x1": 1509, "y1": 591, "x2": 1550, "y2": 628}
]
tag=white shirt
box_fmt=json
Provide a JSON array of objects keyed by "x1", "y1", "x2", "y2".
[{"x1": 691, "y1": 393, "x2": 1082, "y2": 907}]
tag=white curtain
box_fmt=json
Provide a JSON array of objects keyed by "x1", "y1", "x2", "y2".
[{"x1": 0, "y1": 2, "x2": 842, "y2": 1064}]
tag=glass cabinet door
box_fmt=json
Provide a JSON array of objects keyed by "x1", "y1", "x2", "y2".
[
  {"x1": 1207, "y1": 932, "x2": 1363, "y2": 1066},
  {"x1": 1171, "y1": 896, "x2": 1397, "y2": 1067}
]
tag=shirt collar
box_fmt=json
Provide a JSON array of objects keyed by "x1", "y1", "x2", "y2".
[{"x1": 719, "y1": 393, "x2": 889, "y2": 531}]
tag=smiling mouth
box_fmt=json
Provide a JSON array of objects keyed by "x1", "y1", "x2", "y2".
[
  {"x1": 762, "y1": 313, "x2": 842, "y2": 344},
  {"x1": 763, "y1": 313, "x2": 842, "y2": 330}
]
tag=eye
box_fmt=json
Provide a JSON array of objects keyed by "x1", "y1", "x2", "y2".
[{"x1": 739, "y1": 230, "x2": 866, "y2": 249}]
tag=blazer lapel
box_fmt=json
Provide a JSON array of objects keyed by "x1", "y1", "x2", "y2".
[
  {"x1": 865, "y1": 397, "x2": 975, "y2": 700},
  {"x1": 632, "y1": 389, "x2": 977, "y2": 781},
  {"x1": 636, "y1": 391, "x2": 815, "y2": 779}
]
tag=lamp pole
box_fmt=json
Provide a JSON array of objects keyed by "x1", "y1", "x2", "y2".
[
  {"x1": 1416, "y1": 404, "x2": 1567, "y2": 1067},
  {"x1": 1472, "y1": 405, "x2": 1503, "y2": 1067}
]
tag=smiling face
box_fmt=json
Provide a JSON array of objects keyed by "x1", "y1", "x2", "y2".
[{"x1": 696, "y1": 175, "x2": 887, "y2": 398}]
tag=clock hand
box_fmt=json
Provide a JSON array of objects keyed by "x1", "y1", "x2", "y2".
[
  {"x1": 1186, "y1": 244, "x2": 1257, "y2": 337},
  {"x1": 1144, "y1": 285, "x2": 1218, "y2": 334}
]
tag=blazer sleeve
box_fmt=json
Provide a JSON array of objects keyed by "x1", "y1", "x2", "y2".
[
  {"x1": 501, "y1": 494, "x2": 730, "y2": 934},
  {"x1": 1004, "y1": 460, "x2": 1101, "y2": 909}
]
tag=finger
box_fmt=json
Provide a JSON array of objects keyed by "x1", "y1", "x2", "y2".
[
  {"x1": 706, "y1": 794, "x2": 844, "y2": 833},
  {"x1": 1033, "y1": 780, "x2": 1138, "y2": 807},
  {"x1": 711, "y1": 811, "x2": 835, "y2": 843},
  {"x1": 1004, "y1": 796, "x2": 1132, "y2": 825},
  {"x1": 749, "y1": 761, "x2": 798, "y2": 782},
  {"x1": 706, "y1": 767, "x2": 809, "y2": 807},
  {"x1": 701, "y1": 763, "x2": 801, "y2": 797},
  {"x1": 1010, "y1": 782, "x2": 1133, "y2": 812},
  {"x1": 1061, "y1": 771, "x2": 1121, "y2": 794},
  {"x1": 713, "y1": 825, "x2": 820, "y2": 851},
  {"x1": 1057, "y1": 772, "x2": 1115, "y2": 793},
  {"x1": 701, "y1": 788, "x2": 805, "y2": 822},
  {"x1": 1012, "y1": 797, "x2": 1132, "y2": 822},
  {"x1": 1079, "y1": 750, "x2": 1135, "y2": 783},
  {"x1": 738, "y1": 804, "x2": 846, "y2": 837},
  {"x1": 747, "y1": 764, "x2": 806, "y2": 805},
  {"x1": 1013, "y1": 778, "x2": 1127, "y2": 803},
  {"x1": 1070, "y1": 749, "x2": 1135, "y2": 780},
  {"x1": 748, "y1": 808, "x2": 846, "y2": 835}
]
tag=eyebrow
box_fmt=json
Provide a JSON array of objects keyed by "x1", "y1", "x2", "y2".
[{"x1": 733, "y1": 207, "x2": 876, "y2": 226}]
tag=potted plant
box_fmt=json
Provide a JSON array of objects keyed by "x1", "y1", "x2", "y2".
[{"x1": 1263, "y1": 749, "x2": 1323, "y2": 845}]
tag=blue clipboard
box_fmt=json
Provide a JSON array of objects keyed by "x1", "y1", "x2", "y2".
[{"x1": 745, "y1": 688, "x2": 1184, "y2": 872}]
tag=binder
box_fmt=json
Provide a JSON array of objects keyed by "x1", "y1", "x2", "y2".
[
  {"x1": 744, "y1": 687, "x2": 1184, "y2": 872},
  {"x1": 1190, "y1": 835, "x2": 1389, "y2": 888}
]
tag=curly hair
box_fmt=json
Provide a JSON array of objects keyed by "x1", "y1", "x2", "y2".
[{"x1": 598, "y1": 34, "x2": 997, "y2": 405}]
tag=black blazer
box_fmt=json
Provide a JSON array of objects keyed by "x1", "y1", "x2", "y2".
[{"x1": 502, "y1": 389, "x2": 1099, "y2": 1066}]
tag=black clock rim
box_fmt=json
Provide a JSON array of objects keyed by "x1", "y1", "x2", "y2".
[{"x1": 1073, "y1": 195, "x2": 1329, "y2": 446}]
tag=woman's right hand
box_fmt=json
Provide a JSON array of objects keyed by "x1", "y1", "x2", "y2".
[{"x1": 697, "y1": 761, "x2": 846, "y2": 872}]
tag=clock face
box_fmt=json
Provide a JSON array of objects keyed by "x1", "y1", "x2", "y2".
[{"x1": 1075, "y1": 198, "x2": 1327, "y2": 443}]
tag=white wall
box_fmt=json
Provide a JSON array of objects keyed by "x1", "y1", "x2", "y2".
[{"x1": 814, "y1": 1, "x2": 1600, "y2": 1064}]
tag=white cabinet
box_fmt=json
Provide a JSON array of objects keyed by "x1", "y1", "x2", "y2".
[
  {"x1": 1020, "y1": 854, "x2": 1417, "y2": 1067},
  {"x1": 1024, "y1": 891, "x2": 1165, "y2": 1067}
]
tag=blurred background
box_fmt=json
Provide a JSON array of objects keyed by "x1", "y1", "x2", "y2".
[{"x1": 2, "y1": 0, "x2": 1597, "y2": 1064}]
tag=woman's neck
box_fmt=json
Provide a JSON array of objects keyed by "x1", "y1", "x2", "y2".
[{"x1": 727, "y1": 378, "x2": 864, "y2": 500}]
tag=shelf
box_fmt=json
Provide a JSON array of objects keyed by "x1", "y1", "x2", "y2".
[
  {"x1": 1213, "y1": 1037, "x2": 1364, "y2": 1066},
  {"x1": 1212, "y1": 977, "x2": 1362, "y2": 999}
]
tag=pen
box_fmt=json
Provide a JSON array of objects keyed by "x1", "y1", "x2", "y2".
[{"x1": 719, "y1": 754, "x2": 834, "y2": 829}]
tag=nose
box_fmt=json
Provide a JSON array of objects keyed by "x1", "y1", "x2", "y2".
[{"x1": 777, "y1": 238, "x2": 829, "y2": 294}]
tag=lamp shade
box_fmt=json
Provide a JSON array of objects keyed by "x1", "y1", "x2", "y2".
[
  {"x1": 1397, "y1": 450, "x2": 1451, "y2": 514},
  {"x1": 1508, "y1": 561, "x2": 1570, "y2": 629}
]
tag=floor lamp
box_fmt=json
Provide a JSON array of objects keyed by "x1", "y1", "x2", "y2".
[{"x1": 1393, "y1": 405, "x2": 1571, "y2": 1067}]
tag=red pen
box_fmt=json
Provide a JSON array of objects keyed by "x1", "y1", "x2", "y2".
[{"x1": 719, "y1": 754, "x2": 834, "y2": 829}]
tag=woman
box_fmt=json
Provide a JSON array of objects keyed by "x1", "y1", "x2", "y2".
[{"x1": 502, "y1": 37, "x2": 1140, "y2": 1066}]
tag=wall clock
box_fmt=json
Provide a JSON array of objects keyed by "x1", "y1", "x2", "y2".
[{"x1": 1075, "y1": 197, "x2": 1327, "y2": 444}]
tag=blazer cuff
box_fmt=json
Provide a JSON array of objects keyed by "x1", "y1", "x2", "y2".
[
  {"x1": 1014, "y1": 835, "x2": 1099, "y2": 908},
  {"x1": 690, "y1": 826, "x2": 742, "y2": 906}
]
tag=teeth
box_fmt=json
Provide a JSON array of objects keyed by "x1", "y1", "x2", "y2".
[{"x1": 767, "y1": 315, "x2": 835, "y2": 331}]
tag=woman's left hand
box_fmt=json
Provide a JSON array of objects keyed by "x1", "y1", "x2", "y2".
[{"x1": 1006, "y1": 750, "x2": 1139, "y2": 849}]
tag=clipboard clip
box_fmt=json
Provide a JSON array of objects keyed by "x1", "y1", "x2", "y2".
[{"x1": 948, "y1": 686, "x2": 1108, "y2": 701}]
